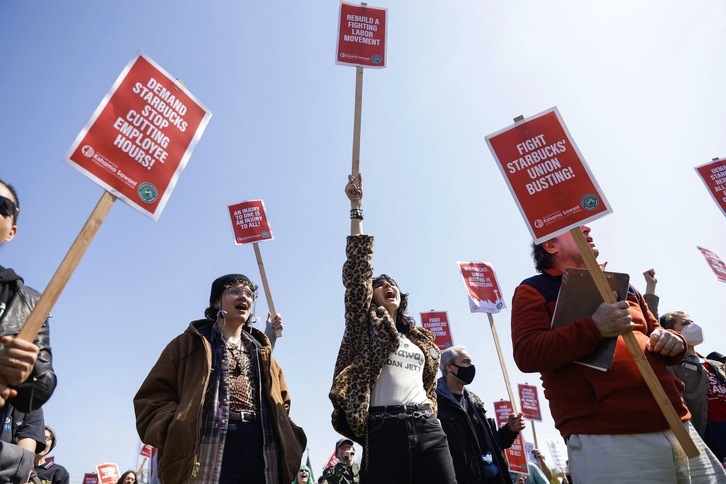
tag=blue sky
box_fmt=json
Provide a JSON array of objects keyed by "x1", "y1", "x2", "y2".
[{"x1": 2, "y1": 1, "x2": 726, "y2": 481}]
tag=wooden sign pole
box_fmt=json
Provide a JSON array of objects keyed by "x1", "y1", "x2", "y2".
[
  {"x1": 351, "y1": 65, "x2": 364, "y2": 177},
  {"x1": 570, "y1": 227, "x2": 698, "y2": 457},
  {"x1": 17, "y1": 191, "x2": 116, "y2": 341},
  {"x1": 487, "y1": 313, "x2": 518, "y2": 414},
  {"x1": 253, "y1": 242, "x2": 281, "y2": 338}
]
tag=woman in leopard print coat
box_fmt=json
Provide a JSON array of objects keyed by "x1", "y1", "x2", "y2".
[{"x1": 329, "y1": 174, "x2": 456, "y2": 484}]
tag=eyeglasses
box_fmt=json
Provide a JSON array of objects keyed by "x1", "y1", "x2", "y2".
[
  {"x1": 0, "y1": 195, "x2": 17, "y2": 220},
  {"x1": 226, "y1": 287, "x2": 255, "y2": 299}
]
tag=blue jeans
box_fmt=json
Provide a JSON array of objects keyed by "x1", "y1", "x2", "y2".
[
  {"x1": 361, "y1": 405, "x2": 457, "y2": 484},
  {"x1": 219, "y1": 420, "x2": 265, "y2": 484}
]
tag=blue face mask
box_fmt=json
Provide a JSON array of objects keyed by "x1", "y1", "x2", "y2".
[{"x1": 451, "y1": 363, "x2": 476, "y2": 384}]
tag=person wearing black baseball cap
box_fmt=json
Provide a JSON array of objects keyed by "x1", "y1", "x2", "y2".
[
  {"x1": 322, "y1": 439, "x2": 359, "y2": 484},
  {"x1": 135, "y1": 273, "x2": 306, "y2": 484}
]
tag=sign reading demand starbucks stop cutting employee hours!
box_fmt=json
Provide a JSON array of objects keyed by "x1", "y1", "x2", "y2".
[{"x1": 66, "y1": 51, "x2": 212, "y2": 220}]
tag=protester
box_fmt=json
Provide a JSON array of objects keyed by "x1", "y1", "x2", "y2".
[
  {"x1": 31, "y1": 425, "x2": 70, "y2": 484},
  {"x1": 531, "y1": 449, "x2": 555, "y2": 484},
  {"x1": 116, "y1": 470, "x2": 136, "y2": 484},
  {"x1": 436, "y1": 345, "x2": 524, "y2": 484},
  {"x1": 0, "y1": 178, "x2": 58, "y2": 483},
  {"x1": 329, "y1": 174, "x2": 457, "y2": 483},
  {"x1": 511, "y1": 224, "x2": 719, "y2": 482},
  {"x1": 322, "y1": 438, "x2": 359, "y2": 484},
  {"x1": 292, "y1": 465, "x2": 314, "y2": 484},
  {"x1": 134, "y1": 273, "x2": 306, "y2": 484},
  {"x1": 661, "y1": 310, "x2": 726, "y2": 469}
]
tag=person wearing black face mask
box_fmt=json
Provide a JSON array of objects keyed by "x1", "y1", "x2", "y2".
[{"x1": 436, "y1": 346, "x2": 526, "y2": 484}]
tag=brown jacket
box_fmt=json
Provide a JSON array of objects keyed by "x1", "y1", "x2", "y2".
[{"x1": 134, "y1": 320, "x2": 305, "y2": 483}]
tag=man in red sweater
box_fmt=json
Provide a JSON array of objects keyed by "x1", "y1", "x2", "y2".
[{"x1": 511, "y1": 225, "x2": 722, "y2": 482}]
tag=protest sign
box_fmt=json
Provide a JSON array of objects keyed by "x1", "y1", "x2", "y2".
[
  {"x1": 337, "y1": 2, "x2": 387, "y2": 68},
  {"x1": 140, "y1": 443, "x2": 154, "y2": 459},
  {"x1": 227, "y1": 199, "x2": 281, "y2": 337},
  {"x1": 228, "y1": 200, "x2": 274, "y2": 244},
  {"x1": 83, "y1": 474, "x2": 99, "y2": 484},
  {"x1": 518, "y1": 384, "x2": 543, "y2": 422},
  {"x1": 486, "y1": 107, "x2": 612, "y2": 243},
  {"x1": 698, "y1": 246, "x2": 726, "y2": 283},
  {"x1": 420, "y1": 311, "x2": 453, "y2": 350},
  {"x1": 457, "y1": 261, "x2": 506, "y2": 313},
  {"x1": 95, "y1": 463, "x2": 120, "y2": 484},
  {"x1": 494, "y1": 400, "x2": 528, "y2": 474},
  {"x1": 695, "y1": 158, "x2": 726, "y2": 217},
  {"x1": 66, "y1": 51, "x2": 212, "y2": 221}
]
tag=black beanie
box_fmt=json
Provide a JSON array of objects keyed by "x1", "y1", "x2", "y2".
[{"x1": 209, "y1": 274, "x2": 255, "y2": 307}]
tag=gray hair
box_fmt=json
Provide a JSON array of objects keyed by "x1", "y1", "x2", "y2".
[{"x1": 440, "y1": 345, "x2": 468, "y2": 373}]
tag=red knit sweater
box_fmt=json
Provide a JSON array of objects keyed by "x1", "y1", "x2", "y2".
[{"x1": 511, "y1": 269, "x2": 690, "y2": 438}]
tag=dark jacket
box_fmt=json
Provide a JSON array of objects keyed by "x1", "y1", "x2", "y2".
[
  {"x1": 0, "y1": 275, "x2": 57, "y2": 412},
  {"x1": 436, "y1": 377, "x2": 517, "y2": 484}
]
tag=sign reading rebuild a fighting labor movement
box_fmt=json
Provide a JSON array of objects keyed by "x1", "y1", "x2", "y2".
[
  {"x1": 420, "y1": 311, "x2": 453, "y2": 350},
  {"x1": 337, "y1": 2, "x2": 387, "y2": 68},
  {"x1": 457, "y1": 261, "x2": 506, "y2": 314},
  {"x1": 66, "y1": 52, "x2": 212, "y2": 220},
  {"x1": 486, "y1": 107, "x2": 612, "y2": 243},
  {"x1": 228, "y1": 199, "x2": 274, "y2": 245},
  {"x1": 695, "y1": 157, "x2": 726, "y2": 218}
]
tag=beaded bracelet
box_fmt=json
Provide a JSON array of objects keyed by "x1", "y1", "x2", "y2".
[{"x1": 350, "y1": 208, "x2": 364, "y2": 220}]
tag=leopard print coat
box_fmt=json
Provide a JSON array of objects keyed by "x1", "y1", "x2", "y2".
[{"x1": 329, "y1": 235, "x2": 441, "y2": 442}]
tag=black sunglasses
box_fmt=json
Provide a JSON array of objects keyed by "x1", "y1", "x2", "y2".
[{"x1": 0, "y1": 195, "x2": 17, "y2": 220}]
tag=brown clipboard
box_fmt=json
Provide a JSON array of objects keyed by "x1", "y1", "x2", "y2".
[{"x1": 551, "y1": 268, "x2": 630, "y2": 371}]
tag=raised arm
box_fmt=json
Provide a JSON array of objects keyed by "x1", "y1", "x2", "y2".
[{"x1": 346, "y1": 173, "x2": 363, "y2": 235}]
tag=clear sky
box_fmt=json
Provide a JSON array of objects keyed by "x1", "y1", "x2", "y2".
[{"x1": 1, "y1": 1, "x2": 725, "y2": 482}]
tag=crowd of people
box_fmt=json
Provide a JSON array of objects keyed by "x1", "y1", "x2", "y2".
[{"x1": 1, "y1": 169, "x2": 725, "y2": 483}]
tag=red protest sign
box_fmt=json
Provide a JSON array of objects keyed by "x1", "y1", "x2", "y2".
[
  {"x1": 140, "y1": 443, "x2": 154, "y2": 459},
  {"x1": 66, "y1": 52, "x2": 212, "y2": 220},
  {"x1": 695, "y1": 158, "x2": 726, "y2": 218},
  {"x1": 95, "y1": 463, "x2": 120, "y2": 484},
  {"x1": 420, "y1": 311, "x2": 453, "y2": 350},
  {"x1": 486, "y1": 107, "x2": 612, "y2": 243},
  {"x1": 457, "y1": 261, "x2": 506, "y2": 314},
  {"x1": 83, "y1": 474, "x2": 99, "y2": 484},
  {"x1": 518, "y1": 383, "x2": 543, "y2": 422},
  {"x1": 228, "y1": 200, "x2": 274, "y2": 245},
  {"x1": 337, "y1": 2, "x2": 387, "y2": 68},
  {"x1": 698, "y1": 246, "x2": 726, "y2": 283},
  {"x1": 493, "y1": 400, "x2": 528, "y2": 474}
]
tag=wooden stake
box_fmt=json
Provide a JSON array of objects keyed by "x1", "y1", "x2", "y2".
[
  {"x1": 351, "y1": 66, "x2": 364, "y2": 177},
  {"x1": 253, "y1": 242, "x2": 281, "y2": 337},
  {"x1": 136, "y1": 457, "x2": 147, "y2": 479},
  {"x1": 569, "y1": 228, "x2": 698, "y2": 457},
  {"x1": 17, "y1": 191, "x2": 116, "y2": 341},
  {"x1": 488, "y1": 313, "x2": 518, "y2": 414}
]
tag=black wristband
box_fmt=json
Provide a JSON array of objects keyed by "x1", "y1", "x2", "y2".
[{"x1": 350, "y1": 208, "x2": 363, "y2": 220}]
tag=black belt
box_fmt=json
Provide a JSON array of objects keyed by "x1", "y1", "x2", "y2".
[
  {"x1": 229, "y1": 411, "x2": 258, "y2": 423},
  {"x1": 369, "y1": 403, "x2": 433, "y2": 420}
]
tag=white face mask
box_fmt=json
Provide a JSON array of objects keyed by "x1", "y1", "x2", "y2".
[{"x1": 680, "y1": 323, "x2": 704, "y2": 346}]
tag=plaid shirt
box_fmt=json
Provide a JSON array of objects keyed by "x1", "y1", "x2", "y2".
[{"x1": 195, "y1": 324, "x2": 280, "y2": 483}]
